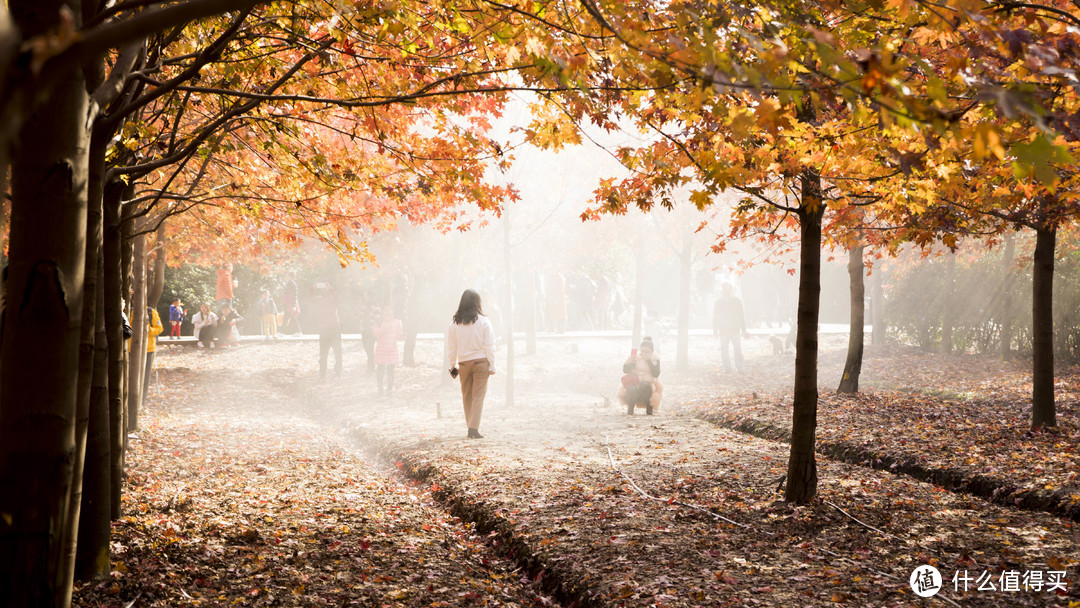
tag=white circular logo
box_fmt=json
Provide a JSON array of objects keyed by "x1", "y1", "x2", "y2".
[{"x1": 909, "y1": 565, "x2": 942, "y2": 598}]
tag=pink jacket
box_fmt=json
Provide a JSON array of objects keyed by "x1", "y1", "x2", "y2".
[{"x1": 374, "y1": 319, "x2": 402, "y2": 365}]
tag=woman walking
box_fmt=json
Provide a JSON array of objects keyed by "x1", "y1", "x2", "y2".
[{"x1": 447, "y1": 289, "x2": 496, "y2": 439}]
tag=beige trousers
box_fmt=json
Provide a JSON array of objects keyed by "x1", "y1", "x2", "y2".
[{"x1": 458, "y1": 358, "x2": 490, "y2": 430}]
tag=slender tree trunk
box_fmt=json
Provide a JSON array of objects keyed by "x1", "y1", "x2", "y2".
[
  {"x1": 526, "y1": 270, "x2": 537, "y2": 356},
  {"x1": 103, "y1": 182, "x2": 127, "y2": 520},
  {"x1": 632, "y1": 230, "x2": 645, "y2": 348},
  {"x1": 676, "y1": 228, "x2": 691, "y2": 373},
  {"x1": 837, "y1": 245, "x2": 865, "y2": 394},
  {"x1": 127, "y1": 235, "x2": 147, "y2": 431},
  {"x1": 147, "y1": 221, "x2": 167, "y2": 308},
  {"x1": 785, "y1": 172, "x2": 824, "y2": 504},
  {"x1": 941, "y1": 252, "x2": 956, "y2": 355},
  {"x1": 59, "y1": 126, "x2": 108, "y2": 603},
  {"x1": 1000, "y1": 232, "x2": 1015, "y2": 361},
  {"x1": 1031, "y1": 226, "x2": 1057, "y2": 428},
  {"x1": 502, "y1": 216, "x2": 514, "y2": 408},
  {"x1": 0, "y1": 3, "x2": 89, "y2": 604},
  {"x1": 76, "y1": 254, "x2": 110, "y2": 581}
]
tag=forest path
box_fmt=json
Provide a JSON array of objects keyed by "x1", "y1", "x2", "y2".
[{"x1": 76, "y1": 337, "x2": 1080, "y2": 607}]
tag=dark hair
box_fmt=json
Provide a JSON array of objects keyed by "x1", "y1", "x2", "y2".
[
  {"x1": 640, "y1": 337, "x2": 654, "y2": 351},
  {"x1": 453, "y1": 289, "x2": 483, "y2": 325}
]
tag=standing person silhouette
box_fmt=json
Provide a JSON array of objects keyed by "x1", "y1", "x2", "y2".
[
  {"x1": 312, "y1": 283, "x2": 342, "y2": 379},
  {"x1": 713, "y1": 283, "x2": 748, "y2": 373},
  {"x1": 447, "y1": 289, "x2": 496, "y2": 439}
]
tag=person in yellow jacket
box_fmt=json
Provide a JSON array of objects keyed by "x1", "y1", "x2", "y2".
[{"x1": 142, "y1": 306, "x2": 164, "y2": 403}]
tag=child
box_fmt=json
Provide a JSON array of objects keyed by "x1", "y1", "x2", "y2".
[
  {"x1": 373, "y1": 308, "x2": 403, "y2": 397},
  {"x1": 257, "y1": 289, "x2": 278, "y2": 339},
  {"x1": 168, "y1": 298, "x2": 183, "y2": 338}
]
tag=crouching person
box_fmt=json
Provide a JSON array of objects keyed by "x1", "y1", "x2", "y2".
[{"x1": 617, "y1": 337, "x2": 663, "y2": 415}]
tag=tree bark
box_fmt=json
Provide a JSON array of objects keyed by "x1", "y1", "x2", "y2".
[
  {"x1": 103, "y1": 181, "x2": 127, "y2": 521},
  {"x1": 632, "y1": 230, "x2": 645, "y2": 348},
  {"x1": 1031, "y1": 226, "x2": 1057, "y2": 428},
  {"x1": 1000, "y1": 232, "x2": 1015, "y2": 361},
  {"x1": 76, "y1": 254, "x2": 110, "y2": 582},
  {"x1": 126, "y1": 234, "x2": 148, "y2": 431},
  {"x1": 502, "y1": 215, "x2": 514, "y2": 408},
  {"x1": 941, "y1": 252, "x2": 956, "y2": 354},
  {"x1": 0, "y1": 3, "x2": 89, "y2": 605},
  {"x1": 676, "y1": 227, "x2": 691, "y2": 373},
  {"x1": 785, "y1": 170, "x2": 824, "y2": 504},
  {"x1": 837, "y1": 245, "x2": 865, "y2": 394},
  {"x1": 146, "y1": 221, "x2": 167, "y2": 308}
]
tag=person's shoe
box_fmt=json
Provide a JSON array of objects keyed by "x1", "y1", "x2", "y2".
[{"x1": 467, "y1": 428, "x2": 484, "y2": 439}]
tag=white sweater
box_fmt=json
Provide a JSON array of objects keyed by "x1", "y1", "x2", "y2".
[{"x1": 447, "y1": 315, "x2": 496, "y2": 373}]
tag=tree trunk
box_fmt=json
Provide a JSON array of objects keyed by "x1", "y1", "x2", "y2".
[
  {"x1": 785, "y1": 171, "x2": 824, "y2": 504},
  {"x1": 59, "y1": 124, "x2": 108, "y2": 603},
  {"x1": 941, "y1": 252, "x2": 956, "y2": 355},
  {"x1": 526, "y1": 270, "x2": 537, "y2": 356},
  {"x1": 676, "y1": 228, "x2": 691, "y2": 373},
  {"x1": 0, "y1": 2, "x2": 89, "y2": 603},
  {"x1": 1000, "y1": 232, "x2": 1015, "y2": 361},
  {"x1": 103, "y1": 182, "x2": 128, "y2": 520},
  {"x1": 76, "y1": 254, "x2": 110, "y2": 581},
  {"x1": 1031, "y1": 226, "x2": 1056, "y2": 428},
  {"x1": 502, "y1": 216, "x2": 514, "y2": 408},
  {"x1": 837, "y1": 245, "x2": 865, "y2": 394},
  {"x1": 871, "y1": 267, "x2": 885, "y2": 346},
  {"x1": 147, "y1": 221, "x2": 167, "y2": 308},
  {"x1": 632, "y1": 230, "x2": 645, "y2": 348},
  {"x1": 126, "y1": 235, "x2": 148, "y2": 431}
]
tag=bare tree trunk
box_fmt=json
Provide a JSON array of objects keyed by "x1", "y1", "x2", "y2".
[
  {"x1": 126, "y1": 235, "x2": 147, "y2": 431},
  {"x1": 676, "y1": 228, "x2": 691, "y2": 373},
  {"x1": 632, "y1": 230, "x2": 645, "y2": 348},
  {"x1": 0, "y1": 2, "x2": 89, "y2": 603},
  {"x1": 76, "y1": 254, "x2": 110, "y2": 581},
  {"x1": 837, "y1": 245, "x2": 865, "y2": 394},
  {"x1": 870, "y1": 267, "x2": 885, "y2": 346},
  {"x1": 785, "y1": 171, "x2": 824, "y2": 505},
  {"x1": 1001, "y1": 232, "x2": 1015, "y2": 361},
  {"x1": 147, "y1": 221, "x2": 167, "y2": 308},
  {"x1": 1031, "y1": 226, "x2": 1056, "y2": 428},
  {"x1": 103, "y1": 182, "x2": 127, "y2": 520},
  {"x1": 526, "y1": 270, "x2": 537, "y2": 356},
  {"x1": 941, "y1": 252, "x2": 956, "y2": 355},
  {"x1": 59, "y1": 125, "x2": 108, "y2": 603},
  {"x1": 502, "y1": 216, "x2": 514, "y2": 408}
]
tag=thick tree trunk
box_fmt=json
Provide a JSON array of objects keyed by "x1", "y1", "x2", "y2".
[
  {"x1": 76, "y1": 255, "x2": 110, "y2": 581},
  {"x1": 103, "y1": 182, "x2": 127, "y2": 520},
  {"x1": 502, "y1": 216, "x2": 514, "y2": 408},
  {"x1": 785, "y1": 172, "x2": 824, "y2": 504},
  {"x1": 0, "y1": 2, "x2": 90, "y2": 604},
  {"x1": 1031, "y1": 226, "x2": 1057, "y2": 428},
  {"x1": 676, "y1": 228, "x2": 691, "y2": 373},
  {"x1": 837, "y1": 245, "x2": 865, "y2": 394},
  {"x1": 871, "y1": 267, "x2": 885, "y2": 346},
  {"x1": 1000, "y1": 232, "x2": 1015, "y2": 361},
  {"x1": 127, "y1": 235, "x2": 148, "y2": 431},
  {"x1": 941, "y1": 252, "x2": 956, "y2": 354}
]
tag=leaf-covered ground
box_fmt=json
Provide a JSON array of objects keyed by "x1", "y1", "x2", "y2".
[
  {"x1": 686, "y1": 343, "x2": 1080, "y2": 520},
  {"x1": 74, "y1": 335, "x2": 1079, "y2": 607}
]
